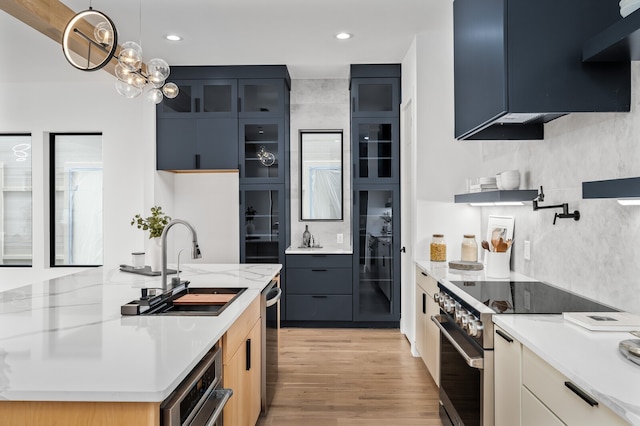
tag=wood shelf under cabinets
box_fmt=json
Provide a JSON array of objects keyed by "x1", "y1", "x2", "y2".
[{"x1": 454, "y1": 189, "x2": 539, "y2": 204}]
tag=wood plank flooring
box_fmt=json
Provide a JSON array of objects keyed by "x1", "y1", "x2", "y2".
[{"x1": 257, "y1": 328, "x2": 443, "y2": 426}]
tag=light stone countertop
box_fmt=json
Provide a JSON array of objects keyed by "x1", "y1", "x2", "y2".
[
  {"x1": 493, "y1": 315, "x2": 640, "y2": 425},
  {"x1": 0, "y1": 263, "x2": 281, "y2": 402},
  {"x1": 285, "y1": 245, "x2": 353, "y2": 255},
  {"x1": 415, "y1": 259, "x2": 638, "y2": 425}
]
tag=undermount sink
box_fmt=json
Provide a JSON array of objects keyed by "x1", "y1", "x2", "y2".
[{"x1": 121, "y1": 284, "x2": 247, "y2": 316}]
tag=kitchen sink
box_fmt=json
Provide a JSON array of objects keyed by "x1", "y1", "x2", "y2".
[{"x1": 121, "y1": 284, "x2": 247, "y2": 316}]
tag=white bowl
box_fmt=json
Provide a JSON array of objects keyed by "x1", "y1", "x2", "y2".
[
  {"x1": 495, "y1": 174, "x2": 504, "y2": 190},
  {"x1": 501, "y1": 178, "x2": 520, "y2": 190}
]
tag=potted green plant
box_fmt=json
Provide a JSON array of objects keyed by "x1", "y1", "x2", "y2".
[
  {"x1": 131, "y1": 206, "x2": 172, "y2": 271},
  {"x1": 131, "y1": 206, "x2": 172, "y2": 238}
]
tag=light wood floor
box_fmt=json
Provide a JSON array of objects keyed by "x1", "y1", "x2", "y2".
[{"x1": 257, "y1": 328, "x2": 443, "y2": 426}]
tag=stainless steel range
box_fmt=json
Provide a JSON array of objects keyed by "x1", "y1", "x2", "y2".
[{"x1": 431, "y1": 279, "x2": 615, "y2": 426}]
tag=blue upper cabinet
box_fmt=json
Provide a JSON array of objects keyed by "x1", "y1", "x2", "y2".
[
  {"x1": 351, "y1": 117, "x2": 400, "y2": 184},
  {"x1": 239, "y1": 119, "x2": 285, "y2": 184},
  {"x1": 239, "y1": 79, "x2": 286, "y2": 118},
  {"x1": 156, "y1": 66, "x2": 290, "y2": 171},
  {"x1": 157, "y1": 79, "x2": 238, "y2": 119},
  {"x1": 350, "y1": 77, "x2": 400, "y2": 118}
]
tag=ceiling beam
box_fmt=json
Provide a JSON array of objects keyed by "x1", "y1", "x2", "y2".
[{"x1": 0, "y1": 0, "x2": 120, "y2": 76}]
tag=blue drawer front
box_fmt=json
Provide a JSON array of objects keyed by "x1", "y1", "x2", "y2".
[
  {"x1": 286, "y1": 254, "x2": 352, "y2": 268},
  {"x1": 286, "y1": 295, "x2": 353, "y2": 321},
  {"x1": 287, "y1": 268, "x2": 352, "y2": 295}
]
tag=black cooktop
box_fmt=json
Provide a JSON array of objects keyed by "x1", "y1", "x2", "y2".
[{"x1": 448, "y1": 280, "x2": 616, "y2": 314}]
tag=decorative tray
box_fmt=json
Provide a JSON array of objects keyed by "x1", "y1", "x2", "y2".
[{"x1": 119, "y1": 265, "x2": 178, "y2": 276}]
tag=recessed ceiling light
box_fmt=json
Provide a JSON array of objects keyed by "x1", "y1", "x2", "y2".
[
  {"x1": 335, "y1": 32, "x2": 352, "y2": 40},
  {"x1": 165, "y1": 34, "x2": 182, "y2": 41}
]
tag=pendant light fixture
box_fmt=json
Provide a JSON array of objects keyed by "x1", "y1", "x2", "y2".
[
  {"x1": 114, "y1": 0, "x2": 178, "y2": 103},
  {"x1": 62, "y1": 8, "x2": 118, "y2": 72},
  {"x1": 62, "y1": 1, "x2": 178, "y2": 103}
]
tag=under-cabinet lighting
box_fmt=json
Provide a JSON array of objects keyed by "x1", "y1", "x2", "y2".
[
  {"x1": 617, "y1": 198, "x2": 640, "y2": 206},
  {"x1": 469, "y1": 202, "x2": 525, "y2": 207}
]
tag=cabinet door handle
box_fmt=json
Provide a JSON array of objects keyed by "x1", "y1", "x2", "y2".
[
  {"x1": 238, "y1": 97, "x2": 242, "y2": 112},
  {"x1": 245, "y1": 338, "x2": 251, "y2": 371},
  {"x1": 422, "y1": 293, "x2": 426, "y2": 314},
  {"x1": 195, "y1": 97, "x2": 201, "y2": 112},
  {"x1": 311, "y1": 295, "x2": 328, "y2": 299},
  {"x1": 195, "y1": 154, "x2": 201, "y2": 169},
  {"x1": 311, "y1": 269, "x2": 328, "y2": 272},
  {"x1": 420, "y1": 271, "x2": 428, "y2": 277},
  {"x1": 352, "y1": 98, "x2": 355, "y2": 112},
  {"x1": 496, "y1": 329, "x2": 514, "y2": 343},
  {"x1": 564, "y1": 381, "x2": 598, "y2": 407}
]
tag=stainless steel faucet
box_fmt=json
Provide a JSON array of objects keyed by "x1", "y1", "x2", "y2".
[{"x1": 160, "y1": 219, "x2": 202, "y2": 291}]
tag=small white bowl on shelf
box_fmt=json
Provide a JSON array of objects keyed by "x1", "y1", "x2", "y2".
[{"x1": 497, "y1": 170, "x2": 520, "y2": 190}]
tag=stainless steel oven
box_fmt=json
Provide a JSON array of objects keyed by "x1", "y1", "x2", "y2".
[
  {"x1": 261, "y1": 276, "x2": 281, "y2": 413},
  {"x1": 161, "y1": 345, "x2": 232, "y2": 426},
  {"x1": 431, "y1": 279, "x2": 615, "y2": 426}
]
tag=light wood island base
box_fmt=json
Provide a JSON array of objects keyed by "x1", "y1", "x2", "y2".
[{"x1": 0, "y1": 401, "x2": 160, "y2": 426}]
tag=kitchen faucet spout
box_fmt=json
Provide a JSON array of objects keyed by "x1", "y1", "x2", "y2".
[{"x1": 160, "y1": 219, "x2": 202, "y2": 291}]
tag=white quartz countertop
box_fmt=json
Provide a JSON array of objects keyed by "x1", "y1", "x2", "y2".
[
  {"x1": 0, "y1": 263, "x2": 281, "y2": 403},
  {"x1": 415, "y1": 259, "x2": 537, "y2": 314},
  {"x1": 285, "y1": 245, "x2": 352, "y2": 254},
  {"x1": 493, "y1": 315, "x2": 640, "y2": 425}
]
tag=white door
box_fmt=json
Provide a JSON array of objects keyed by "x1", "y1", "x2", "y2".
[{"x1": 400, "y1": 99, "x2": 415, "y2": 338}]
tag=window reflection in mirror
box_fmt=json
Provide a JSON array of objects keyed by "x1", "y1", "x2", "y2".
[{"x1": 300, "y1": 130, "x2": 343, "y2": 221}]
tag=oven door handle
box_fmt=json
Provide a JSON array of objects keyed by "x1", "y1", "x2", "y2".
[
  {"x1": 189, "y1": 388, "x2": 233, "y2": 426},
  {"x1": 431, "y1": 314, "x2": 484, "y2": 370}
]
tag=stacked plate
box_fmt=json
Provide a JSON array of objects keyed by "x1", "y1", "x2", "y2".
[
  {"x1": 469, "y1": 176, "x2": 498, "y2": 192},
  {"x1": 620, "y1": 0, "x2": 640, "y2": 17}
]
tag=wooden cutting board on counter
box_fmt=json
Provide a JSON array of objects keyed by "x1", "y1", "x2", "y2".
[{"x1": 173, "y1": 293, "x2": 236, "y2": 305}]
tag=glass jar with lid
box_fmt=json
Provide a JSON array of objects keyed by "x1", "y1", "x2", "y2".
[
  {"x1": 430, "y1": 234, "x2": 447, "y2": 262},
  {"x1": 461, "y1": 234, "x2": 478, "y2": 262}
]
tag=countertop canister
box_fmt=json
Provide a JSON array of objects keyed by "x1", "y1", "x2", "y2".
[
  {"x1": 430, "y1": 234, "x2": 447, "y2": 262},
  {"x1": 461, "y1": 234, "x2": 478, "y2": 262}
]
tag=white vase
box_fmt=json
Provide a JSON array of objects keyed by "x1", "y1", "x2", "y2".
[{"x1": 147, "y1": 237, "x2": 163, "y2": 272}]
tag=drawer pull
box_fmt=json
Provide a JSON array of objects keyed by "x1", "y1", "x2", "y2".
[
  {"x1": 311, "y1": 269, "x2": 328, "y2": 272},
  {"x1": 311, "y1": 295, "x2": 328, "y2": 299},
  {"x1": 422, "y1": 293, "x2": 426, "y2": 314},
  {"x1": 564, "y1": 381, "x2": 598, "y2": 407},
  {"x1": 496, "y1": 329, "x2": 514, "y2": 343},
  {"x1": 420, "y1": 271, "x2": 428, "y2": 277}
]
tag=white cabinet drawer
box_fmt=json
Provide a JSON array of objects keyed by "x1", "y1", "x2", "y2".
[
  {"x1": 521, "y1": 386, "x2": 563, "y2": 426},
  {"x1": 416, "y1": 268, "x2": 437, "y2": 297},
  {"x1": 522, "y1": 347, "x2": 627, "y2": 426}
]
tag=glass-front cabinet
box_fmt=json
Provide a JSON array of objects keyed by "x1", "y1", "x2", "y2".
[
  {"x1": 351, "y1": 77, "x2": 400, "y2": 117},
  {"x1": 158, "y1": 79, "x2": 238, "y2": 118},
  {"x1": 240, "y1": 186, "x2": 285, "y2": 265},
  {"x1": 239, "y1": 119, "x2": 284, "y2": 183},
  {"x1": 353, "y1": 186, "x2": 400, "y2": 322},
  {"x1": 352, "y1": 118, "x2": 400, "y2": 184},
  {"x1": 239, "y1": 79, "x2": 286, "y2": 117}
]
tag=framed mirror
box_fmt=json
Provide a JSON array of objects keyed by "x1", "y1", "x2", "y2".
[{"x1": 300, "y1": 130, "x2": 343, "y2": 220}]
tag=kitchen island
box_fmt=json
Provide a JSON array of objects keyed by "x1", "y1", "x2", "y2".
[{"x1": 0, "y1": 263, "x2": 281, "y2": 424}]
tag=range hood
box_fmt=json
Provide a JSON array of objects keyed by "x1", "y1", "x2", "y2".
[{"x1": 454, "y1": 0, "x2": 630, "y2": 140}]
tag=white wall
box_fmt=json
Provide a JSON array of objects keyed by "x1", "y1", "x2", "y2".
[
  {"x1": 289, "y1": 79, "x2": 351, "y2": 249},
  {"x1": 409, "y1": 5, "x2": 640, "y2": 314}
]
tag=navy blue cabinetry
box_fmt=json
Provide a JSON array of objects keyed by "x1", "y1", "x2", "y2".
[
  {"x1": 350, "y1": 64, "x2": 401, "y2": 327},
  {"x1": 285, "y1": 254, "x2": 353, "y2": 324}
]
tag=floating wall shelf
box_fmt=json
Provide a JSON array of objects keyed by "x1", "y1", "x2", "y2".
[
  {"x1": 582, "y1": 177, "x2": 640, "y2": 198},
  {"x1": 454, "y1": 189, "x2": 539, "y2": 204},
  {"x1": 583, "y1": 8, "x2": 640, "y2": 61}
]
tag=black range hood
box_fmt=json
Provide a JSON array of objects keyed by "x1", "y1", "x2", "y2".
[{"x1": 454, "y1": 0, "x2": 630, "y2": 140}]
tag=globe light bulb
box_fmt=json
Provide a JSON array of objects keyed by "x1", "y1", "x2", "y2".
[
  {"x1": 115, "y1": 79, "x2": 142, "y2": 99},
  {"x1": 118, "y1": 41, "x2": 143, "y2": 71},
  {"x1": 147, "y1": 58, "x2": 170, "y2": 84},
  {"x1": 162, "y1": 82, "x2": 179, "y2": 99},
  {"x1": 94, "y1": 21, "x2": 113, "y2": 45},
  {"x1": 146, "y1": 88, "x2": 163, "y2": 104}
]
